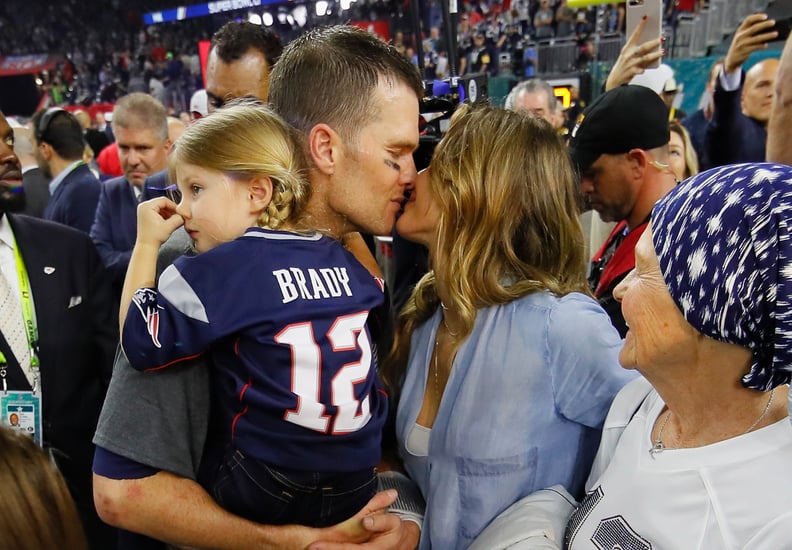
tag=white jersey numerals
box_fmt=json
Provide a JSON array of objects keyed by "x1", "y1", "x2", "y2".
[{"x1": 275, "y1": 312, "x2": 373, "y2": 435}]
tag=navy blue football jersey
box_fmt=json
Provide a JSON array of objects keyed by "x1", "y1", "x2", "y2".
[{"x1": 123, "y1": 228, "x2": 388, "y2": 472}]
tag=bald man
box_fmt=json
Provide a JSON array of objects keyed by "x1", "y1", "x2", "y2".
[{"x1": 705, "y1": 13, "x2": 780, "y2": 166}]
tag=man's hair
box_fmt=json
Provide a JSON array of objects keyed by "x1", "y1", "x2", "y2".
[
  {"x1": 30, "y1": 109, "x2": 84, "y2": 160},
  {"x1": 112, "y1": 93, "x2": 169, "y2": 141},
  {"x1": 504, "y1": 79, "x2": 557, "y2": 114},
  {"x1": 269, "y1": 25, "x2": 424, "y2": 144},
  {"x1": 211, "y1": 21, "x2": 283, "y2": 69}
]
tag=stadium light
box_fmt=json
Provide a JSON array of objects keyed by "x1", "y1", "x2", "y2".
[
  {"x1": 292, "y1": 5, "x2": 307, "y2": 27},
  {"x1": 315, "y1": 0, "x2": 329, "y2": 16},
  {"x1": 247, "y1": 12, "x2": 262, "y2": 25},
  {"x1": 262, "y1": 11, "x2": 274, "y2": 26}
]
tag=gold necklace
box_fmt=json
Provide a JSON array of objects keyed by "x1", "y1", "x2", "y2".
[
  {"x1": 650, "y1": 387, "x2": 776, "y2": 456},
  {"x1": 439, "y1": 301, "x2": 459, "y2": 337}
]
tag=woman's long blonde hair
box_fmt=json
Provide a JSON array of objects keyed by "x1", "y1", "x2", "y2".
[
  {"x1": 170, "y1": 100, "x2": 309, "y2": 230},
  {"x1": 0, "y1": 426, "x2": 87, "y2": 550},
  {"x1": 382, "y1": 104, "x2": 589, "y2": 393}
]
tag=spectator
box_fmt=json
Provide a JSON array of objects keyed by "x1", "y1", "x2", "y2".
[
  {"x1": 11, "y1": 127, "x2": 50, "y2": 218},
  {"x1": 0, "y1": 110, "x2": 118, "y2": 549},
  {"x1": 90, "y1": 93, "x2": 171, "y2": 299},
  {"x1": 533, "y1": 0, "x2": 555, "y2": 39},
  {"x1": 681, "y1": 58, "x2": 723, "y2": 170},
  {"x1": 569, "y1": 85, "x2": 676, "y2": 336},
  {"x1": 505, "y1": 78, "x2": 564, "y2": 130},
  {"x1": 467, "y1": 31, "x2": 493, "y2": 75},
  {"x1": 705, "y1": 13, "x2": 779, "y2": 167},
  {"x1": 668, "y1": 121, "x2": 698, "y2": 181},
  {"x1": 31, "y1": 108, "x2": 100, "y2": 234},
  {"x1": 0, "y1": 426, "x2": 88, "y2": 550},
  {"x1": 555, "y1": 0, "x2": 576, "y2": 37},
  {"x1": 767, "y1": 24, "x2": 792, "y2": 165}
]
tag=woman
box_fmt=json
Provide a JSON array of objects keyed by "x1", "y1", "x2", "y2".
[
  {"x1": 489, "y1": 162, "x2": 792, "y2": 548},
  {"x1": 668, "y1": 121, "x2": 699, "y2": 181},
  {"x1": 382, "y1": 105, "x2": 634, "y2": 549},
  {"x1": 0, "y1": 426, "x2": 87, "y2": 550}
]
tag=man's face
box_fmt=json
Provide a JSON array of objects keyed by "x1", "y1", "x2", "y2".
[
  {"x1": 742, "y1": 59, "x2": 779, "y2": 123},
  {"x1": 0, "y1": 114, "x2": 26, "y2": 213},
  {"x1": 205, "y1": 48, "x2": 271, "y2": 113},
  {"x1": 330, "y1": 78, "x2": 420, "y2": 236},
  {"x1": 115, "y1": 125, "x2": 170, "y2": 188},
  {"x1": 33, "y1": 137, "x2": 52, "y2": 179},
  {"x1": 513, "y1": 90, "x2": 558, "y2": 127},
  {"x1": 579, "y1": 153, "x2": 638, "y2": 223}
]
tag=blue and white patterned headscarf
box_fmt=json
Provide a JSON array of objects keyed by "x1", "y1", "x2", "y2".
[{"x1": 651, "y1": 163, "x2": 792, "y2": 391}]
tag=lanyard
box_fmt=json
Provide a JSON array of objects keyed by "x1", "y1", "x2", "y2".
[{"x1": 0, "y1": 242, "x2": 40, "y2": 394}]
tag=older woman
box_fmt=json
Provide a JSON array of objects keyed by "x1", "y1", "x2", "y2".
[
  {"x1": 381, "y1": 105, "x2": 634, "y2": 549},
  {"x1": 480, "y1": 162, "x2": 792, "y2": 548}
]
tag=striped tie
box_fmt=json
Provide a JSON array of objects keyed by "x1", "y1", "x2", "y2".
[{"x1": 0, "y1": 267, "x2": 29, "y2": 372}]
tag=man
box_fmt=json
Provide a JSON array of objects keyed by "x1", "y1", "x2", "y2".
[
  {"x1": 11, "y1": 126, "x2": 50, "y2": 218},
  {"x1": 504, "y1": 78, "x2": 563, "y2": 130},
  {"x1": 569, "y1": 85, "x2": 677, "y2": 336},
  {"x1": 0, "y1": 111, "x2": 118, "y2": 549},
  {"x1": 205, "y1": 21, "x2": 282, "y2": 112},
  {"x1": 681, "y1": 58, "x2": 723, "y2": 170},
  {"x1": 32, "y1": 108, "x2": 101, "y2": 233},
  {"x1": 90, "y1": 93, "x2": 171, "y2": 298},
  {"x1": 93, "y1": 25, "x2": 421, "y2": 550},
  {"x1": 705, "y1": 13, "x2": 780, "y2": 167}
]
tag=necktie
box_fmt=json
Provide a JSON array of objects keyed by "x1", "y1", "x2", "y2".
[{"x1": 0, "y1": 266, "x2": 30, "y2": 375}]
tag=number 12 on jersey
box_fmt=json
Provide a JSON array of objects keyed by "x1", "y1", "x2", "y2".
[{"x1": 275, "y1": 311, "x2": 373, "y2": 435}]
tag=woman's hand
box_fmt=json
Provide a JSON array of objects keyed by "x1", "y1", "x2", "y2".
[
  {"x1": 136, "y1": 197, "x2": 184, "y2": 248},
  {"x1": 605, "y1": 16, "x2": 665, "y2": 91}
]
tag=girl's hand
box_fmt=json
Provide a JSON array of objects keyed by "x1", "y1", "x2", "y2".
[{"x1": 136, "y1": 197, "x2": 184, "y2": 247}]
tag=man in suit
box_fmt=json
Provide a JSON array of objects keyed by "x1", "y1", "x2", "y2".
[
  {"x1": 90, "y1": 93, "x2": 170, "y2": 298},
  {"x1": 31, "y1": 108, "x2": 100, "y2": 233},
  {"x1": 0, "y1": 111, "x2": 118, "y2": 548},
  {"x1": 11, "y1": 126, "x2": 50, "y2": 218}
]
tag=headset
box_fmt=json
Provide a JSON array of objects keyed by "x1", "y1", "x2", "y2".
[{"x1": 34, "y1": 107, "x2": 67, "y2": 143}]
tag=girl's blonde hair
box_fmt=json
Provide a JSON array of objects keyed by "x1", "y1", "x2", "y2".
[
  {"x1": 0, "y1": 426, "x2": 87, "y2": 550},
  {"x1": 382, "y1": 104, "x2": 589, "y2": 393},
  {"x1": 170, "y1": 100, "x2": 309, "y2": 229}
]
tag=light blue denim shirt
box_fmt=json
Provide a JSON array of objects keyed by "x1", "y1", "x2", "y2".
[{"x1": 396, "y1": 291, "x2": 635, "y2": 549}]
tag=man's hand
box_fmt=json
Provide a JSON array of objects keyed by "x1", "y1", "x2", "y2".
[
  {"x1": 307, "y1": 489, "x2": 419, "y2": 550},
  {"x1": 605, "y1": 16, "x2": 664, "y2": 92},
  {"x1": 725, "y1": 13, "x2": 778, "y2": 74}
]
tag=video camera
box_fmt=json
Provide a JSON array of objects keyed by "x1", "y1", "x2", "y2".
[{"x1": 414, "y1": 73, "x2": 489, "y2": 170}]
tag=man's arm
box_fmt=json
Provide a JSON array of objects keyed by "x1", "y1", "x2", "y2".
[
  {"x1": 93, "y1": 471, "x2": 403, "y2": 550},
  {"x1": 90, "y1": 183, "x2": 133, "y2": 283},
  {"x1": 767, "y1": 32, "x2": 792, "y2": 164}
]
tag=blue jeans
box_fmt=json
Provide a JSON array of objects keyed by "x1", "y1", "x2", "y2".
[{"x1": 211, "y1": 448, "x2": 377, "y2": 527}]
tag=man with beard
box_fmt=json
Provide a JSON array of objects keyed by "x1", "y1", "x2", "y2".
[
  {"x1": 31, "y1": 108, "x2": 101, "y2": 233},
  {"x1": 0, "y1": 111, "x2": 118, "y2": 548}
]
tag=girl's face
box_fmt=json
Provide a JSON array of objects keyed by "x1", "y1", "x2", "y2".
[{"x1": 174, "y1": 163, "x2": 270, "y2": 253}]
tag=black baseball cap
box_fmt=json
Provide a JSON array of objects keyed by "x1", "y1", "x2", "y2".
[{"x1": 568, "y1": 85, "x2": 670, "y2": 174}]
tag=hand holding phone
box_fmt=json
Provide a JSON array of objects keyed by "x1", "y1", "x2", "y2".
[
  {"x1": 605, "y1": 12, "x2": 665, "y2": 91},
  {"x1": 725, "y1": 13, "x2": 778, "y2": 74},
  {"x1": 626, "y1": 0, "x2": 663, "y2": 69}
]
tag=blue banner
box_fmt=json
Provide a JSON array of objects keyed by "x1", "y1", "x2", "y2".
[{"x1": 144, "y1": 0, "x2": 281, "y2": 24}]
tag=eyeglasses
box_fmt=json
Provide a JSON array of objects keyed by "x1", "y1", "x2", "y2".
[{"x1": 34, "y1": 107, "x2": 67, "y2": 143}]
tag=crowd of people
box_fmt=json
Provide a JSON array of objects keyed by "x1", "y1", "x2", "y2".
[{"x1": 0, "y1": 2, "x2": 790, "y2": 549}]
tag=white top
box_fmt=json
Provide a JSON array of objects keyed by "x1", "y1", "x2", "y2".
[{"x1": 566, "y1": 378, "x2": 792, "y2": 550}]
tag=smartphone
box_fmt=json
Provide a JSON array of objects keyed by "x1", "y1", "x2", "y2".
[
  {"x1": 626, "y1": 0, "x2": 663, "y2": 68},
  {"x1": 767, "y1": 1, "x2": 792, "y2": 42}
]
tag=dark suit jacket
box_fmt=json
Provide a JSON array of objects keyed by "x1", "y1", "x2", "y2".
[
  {"x1": 2, "y1": 214, "x2": 118, "y2": 549},
  {"x1": 43, "y1": 162, "x2": 101, "y2": 234},
  {"x1": 90, "y1": 176, "x2": 138, "y2": 295},
  {"x1": 705, "y1": 72, "x2": 767, "y2": 168},
  {"x1": 21, "y1": 166, "x2": 51, "y2": 218}
]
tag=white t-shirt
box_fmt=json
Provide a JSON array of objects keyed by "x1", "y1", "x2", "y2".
[{"x1": 565, "y1": 378, "x2": 792, "y2": 549}]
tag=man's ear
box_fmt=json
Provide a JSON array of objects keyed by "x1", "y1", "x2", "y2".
[
  {"x1": 626, "y1": 148, "x2": 649, "y2": 179},
  {"x1": 248, "y1": 176, "x2": 273, "y2": 212},
  {"x1": 308, "y1": 123, "x2": 340, "y2": 176},
  {"x1": 38, "y1": 141, "x2": 53, "y2": 161}
]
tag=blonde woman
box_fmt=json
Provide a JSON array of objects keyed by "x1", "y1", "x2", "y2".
[
  {"x1": 0, "y1": 426, "x2": 87, "y2": 550},
  {"x1": 383, "y1": 105, "x2": 634, "y2": 548},
  {"x1": 120, "y1": 101, "x2": 388, "y2": 528},
  {"x1": 668, "y1": 121, "x2": 699, "y2": 181}
]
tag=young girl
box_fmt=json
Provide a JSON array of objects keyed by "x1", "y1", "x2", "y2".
[{"x1": 120, "y1": 102, "x2": 387, "y2": 527}]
